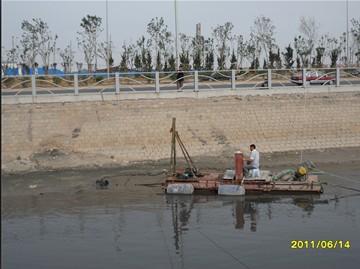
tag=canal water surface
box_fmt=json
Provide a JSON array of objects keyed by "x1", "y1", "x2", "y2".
[{"x1": 2, "y1": 163, "x2": 360, "y2": 269}]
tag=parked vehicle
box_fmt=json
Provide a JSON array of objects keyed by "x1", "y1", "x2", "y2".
[
  {"x1": 290, "y1": 71, "x2": 335, "y2": 85},
  {"x1": 350, "y1": 69, "x2": 360, "y2": 76}
]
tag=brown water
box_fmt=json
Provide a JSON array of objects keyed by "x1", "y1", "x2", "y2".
[{"x1": 2, "y1": 163, "x2": 360, "y2": 269}]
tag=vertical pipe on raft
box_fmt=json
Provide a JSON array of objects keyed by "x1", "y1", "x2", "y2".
[{"x1": 235, "y1": 151, "x2": 244, "y2": 181}]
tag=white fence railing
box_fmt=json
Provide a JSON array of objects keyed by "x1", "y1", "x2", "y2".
[{"x1": 1, "y1": 68, "x2": 359, "y2": 98}]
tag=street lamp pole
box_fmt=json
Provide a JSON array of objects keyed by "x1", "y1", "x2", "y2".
[
  {"x1": 106, "y1": 0, "x2": 110, "y2": 78},
  {"x1": 346, "y1": 0, "x2": 349, "y2": 66},
  {"x1": 174, "y1": 0, "x2": 179, "y2": 69}
]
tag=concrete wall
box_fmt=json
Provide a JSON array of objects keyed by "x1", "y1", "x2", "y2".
[{"x1": 2, "y1": 91, "x2": 360, "y2": 172}]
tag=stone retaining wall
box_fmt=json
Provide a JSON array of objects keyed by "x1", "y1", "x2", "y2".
[{"x1": 2, "y1": 91, "x2": 360, "y2": 172}]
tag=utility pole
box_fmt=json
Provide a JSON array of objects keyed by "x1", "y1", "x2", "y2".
[
  {"x1": 174, "y1": 0, "x2": 179, "y2": 69},
  {"x1": 106, "y1": 0, "x2": 110, "y2": 78}
]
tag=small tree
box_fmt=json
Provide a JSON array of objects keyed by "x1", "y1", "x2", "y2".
[
  {"x1": 145, "y1": 50, "x2": 152, "y2": 71},
  {"x1": 263, "y1": 59, "x2": 267, "y2": 69},
  {"x1": 77, "y1": 15, "x2": 103, "y2": 73},
  {"x1": 6, "y1": 46, "x2": 20, "y2": 65},
  {"x1": 327, "y1": 36, "x2": 342, "y2": 67},
  {"x1": 246, "y1": 36, "x2": 257, "y2": 69},
  {"x1": 156, "y1": 51, "x2": 162, "y2": 71},
  {"x1": 294, "y1": 35, "x2": 310, "y2": 67},
  {"x1": 282, "y1": 44, "x2": 295, "y2": 69},
  {"x1": 119, "y1": 52, "x2": 128, "y2": 72},
  {"x1": 230, "y1": 50, "x2": 237, "y2": 69},
  {"x1": 204, "y1": 37, "x2": 214, "y2": 70},
  {"x1": 168, "y1": 54, "x2": 176, "y2": 71},
  {"x1": 59, "y1": 45, "x2": 74, "y2": 73},
  {"x1": 250, "y1": 58, "x2": 259, "y2": 69},
  {"x1": 20, "y1": 19, "x2": 41, "y2": 70},
  {"x1": 134, "y1": 53, "x2": 141, "y2": 71}
]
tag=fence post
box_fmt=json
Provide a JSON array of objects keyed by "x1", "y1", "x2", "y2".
[
  {"x1": 31, "y1": 75, "x2": 36, "y2": 99},
  {"x1": 231, "y1": 69, "x2": 236, "y2": 90},
  {"x1": 155, "y1": 72, "x2": 160, "y2": 93},
  {"x1": 336, "y1": 67, "x2": 340, "y2": 87},
  {"x1": 302, "y1": 68, "x2": 307, "y2": 88},
  {"x1": 115, "y1": 72, "x2": 120, "y2": 94},
  {"x1": 194, "y1": 71, "x2": 199, "y2": 92},
  {"x1": 74, "y1": 74, "x2": 79, "y2": 95},
  {"x1": 267, "y1": 69, "x2": 272, "y2": 89}
]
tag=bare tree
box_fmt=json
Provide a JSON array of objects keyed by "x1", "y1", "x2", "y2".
[
  {"x1": 235, "y1": 35, "x2": 247, "y2": 69},
  {"x1": 77, "y1": 15, "x2": 103, "y2": 73},
  {"x1": 350, "y1": 18, "x2": 360, "y2": 65},
  {"x1": 252, "y1": 16, "x2": 276, "y2": 64},
  {"x1": 97, "y1": 41, "x2": 114, "y2": 68},
  {"x1": 246, "y1": 33, "x2": 261, "y2": 69},
  {"x1": 179, "y1": 33, "x2": 191, "y2": 70},
  {"x1": 298, "y1": 16, "x2": 318, "y2": 67},
  {"x1": 204, "y1": 37, "x2": 214, "y2": 70},
  {"x1": 212, "y1": 22, "x2": 233, "y2": 70}
]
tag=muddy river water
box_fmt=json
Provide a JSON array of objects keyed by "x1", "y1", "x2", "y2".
[{"x1": 2, "y1": 162, "x2": 360, "y2": 269}]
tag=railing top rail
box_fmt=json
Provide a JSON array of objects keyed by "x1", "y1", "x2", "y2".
[{"x1": 2, "y1": 67, "x2": 360, "y2": 79}]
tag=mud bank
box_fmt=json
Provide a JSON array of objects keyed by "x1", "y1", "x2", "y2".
[{"x1": 2, "y1": 147, "x2": 360, "y2": 192}]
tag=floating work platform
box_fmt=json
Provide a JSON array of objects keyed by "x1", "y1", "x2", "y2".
[{"x1": 164, "y1": 117, "x2": 323, "y2": 195}]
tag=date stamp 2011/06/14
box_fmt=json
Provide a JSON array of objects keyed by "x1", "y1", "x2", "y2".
[{"x1": 291, "y1": 240, "x2": 351, "y2": 249}]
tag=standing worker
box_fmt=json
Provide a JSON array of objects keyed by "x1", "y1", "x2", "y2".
[
  {"x1": 176, "y1": 65, "x2": 184, "y2": 91},
  {"x1": 244, "y1": 144, "x2": 260, "y2": 176}
]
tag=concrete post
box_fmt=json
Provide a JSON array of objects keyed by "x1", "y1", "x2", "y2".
[
  {"x1": 267, "y1": 69, "x2": 272, "y2": 89},
  {"x1": 115, "y1": 72, "x2": 120, "y2": 94},
  {"x1": 302, "y1": 68, "x2": 307, "y2": 88},
  {"x1": 194, "y1": 71, "x2": 199, "y2": 92},
  {"x1": 74, "y1": 74, "x2": 79, "y2": 96},
  {"x1": 155, "y1": 72, "x2": 160, "y2": 93},
  {"x1": 231, "y1": 69, "x2": 236, "y2": 90},
  {"x1": 31, "y1": 75, "x2": 36, "y2": 97},
  {"x1": 336, "y1": 67, "x2": 340, "y2": 87}
]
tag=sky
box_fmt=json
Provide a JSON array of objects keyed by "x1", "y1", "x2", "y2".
[{"x1": 2, "y1": 0, "x2": 360, "y2": 67}]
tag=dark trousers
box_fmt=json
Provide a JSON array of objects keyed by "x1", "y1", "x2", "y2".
[{"x1": 177, "y1": 80, "x2": 184, "y2": 90}]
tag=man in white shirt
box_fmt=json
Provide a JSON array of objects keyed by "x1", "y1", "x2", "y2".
[{"x1": 244, "y1": 144, "x2": 260, "y2": 176}]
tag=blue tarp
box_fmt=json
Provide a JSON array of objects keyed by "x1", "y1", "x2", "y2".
[{"x1": 4, "y1": 67, "x2": 65, "y2": 76}]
